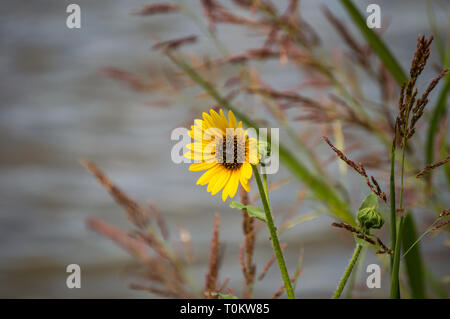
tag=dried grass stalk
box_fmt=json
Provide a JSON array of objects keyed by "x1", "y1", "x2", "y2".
[
  {"x1": 86, "y1": 218, "x2": 152, "y2": 263},
  {"x1": 81, "y1": 160, "x2": 150, "y2": 228},
  {"x1": 131, "y1": 3, "x2": 179, "y2": 16},
  {"x1": 416, "y1": 156, "x2": 450, "y2": 178},
  {"x1": 204, "y1": 213, "x2": 221, "y2": 297},
  {"x1": 331, "y1": 222, "x2": 392, "y2": 255},
  {"x1": 258, "y1": 243, "x2": 287, "y2": 281},
  {"x1": 153, "y1": 35, "x2": 198, "y2": 52},
  {"x1": 240, "y1": 186, "x2": 256, "y2": 297},
  {"x1": 323, "y1": 136, "x2": 387, "y2": 202}
]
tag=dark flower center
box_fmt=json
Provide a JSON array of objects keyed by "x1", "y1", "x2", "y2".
[{"x1": 216, "y1": 132, "x2": 246, "y2": 170}]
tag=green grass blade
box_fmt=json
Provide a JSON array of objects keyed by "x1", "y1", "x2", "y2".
[
  {"x1": 169, "y1": 54, "x2": 354, "y2": 225},
  {"x1": 425, "y1": 267, "x2": 448, "y2": 298},
  {"x1": 440, "y1": 128, "x2": 450, "y2": 184},
  {"x1": 425, "y1": 73, "x2": 450, "y2": 180},
  {"x1": 402, "y1": 214, "x2": 426, "y2": 299},
  {"x1": 427, "y1": 0, "x2": 447, "y2": 66},
  {"x1": 278, "y1": 144, "x2": 354, "y2": 225},
  {"x1": 389, "y1": 143, "x2": 397, "y2": 270},
  {"x1": 426, "y1": 1, "x2": 450, "y2": 186},
  {"x1": 340, "y1": 0, "x2": 408, "y2": 85}
]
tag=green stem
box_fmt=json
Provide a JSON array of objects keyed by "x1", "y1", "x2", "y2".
[
  {"x1": 390, "y1": 106, "x2": 410, "y2": 298},
  {"x1": 345, "y1": 245, "x2": 366, "y2": 298},
  {"x1": 390, "y1": 217, "x2": 404, "y2": 298},
  {"x1": 252, "y1": 165, "x2": 295, "y2": 299},
  {"x1": 389, "y1": 142, "x2": 397, "y2": 270},
  {"x1": 262, "y1": 165, "x2": 269, "y2": 197},
  {"x1": 333, "y1": 244, "x2": 362, "y2": 299}
]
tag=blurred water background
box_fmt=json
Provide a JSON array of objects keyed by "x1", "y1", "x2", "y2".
[{"x1": 0, "y1": 0, "x2": 449, "y2": 298}]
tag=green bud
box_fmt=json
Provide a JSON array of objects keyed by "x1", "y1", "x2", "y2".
[
  {"x1": 257, "y1": 140, "x2": 271, "y2": 164},
  {"x1": 357, "y1": 207, "x2": 384, "y2": 230}
]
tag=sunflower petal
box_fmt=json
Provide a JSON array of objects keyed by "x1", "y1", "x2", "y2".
[
  {"x1": 247, "y1": 138, "x2": 259, "y2": 164},
  {"x1": 184, "y1": 150, "x2": 204, "y2": 161},
  {"x1": 197, "y1": 164, "x2": 220, "y2": 185},
  {"x1": 189, "y1": 162, "x2": 217, "y2": 171},
  {"x1": 240, "y1": 174, "x2": 250, "y2": 192},
  {"x1": 210, "y1": 109, "x2": 228, "y2": 131},
  {"x1": 242, "y1": 162, "x2": 253, "y2": 179},
  {"x1": 212, "y1": 169, "x2": 231, "y2": 195},
  {"x1": 202, "y1": 112, "x2": 215, "y2": 128},
  {"x1": 219, "y1": 109, "x2": 227, "y2": 121},
  {"x1": 194, "y1": 119, "x2": 205, "y2": 130},
  {"x1": 184, "y1": 149, "x2": 216, "y2": 161},
  {"x1": 228, "y1": 110, "x2": 237, "y2": 128},
  {"x1": 186, "y1": 142, "x2": 207, "y2": 152},
  {"x1": 207, "y1": 166, "x2": 224, "y2": 192},
  {"x1": 221, "y1": 183, "x2": 229, "y2": 201},
  {"x1": 203, "y1": 127, "x2": 223, "y2": 140},
  {"x1": 189, "y1": 125, "x2": 206, "y2": 141},
  {"x1": 225, "y1": 170, "x2": 241, "y2": 200}
]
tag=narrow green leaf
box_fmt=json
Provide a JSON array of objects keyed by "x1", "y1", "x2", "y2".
[
  {"x1": 229, "y1": 201, "x2": 266, "y2": 222},
  {"x1": 278, "y1": 145, "x2": 354, "y2": 225},
  {"x1": 425, "y1": 73, "x2": 450, "y2": 182},
  {"x1": 440, "y1": 129, "x2": 450, "y2": 184},
  {"x1": 426, "y1": 1, "x2": 450, "y2": 187},
  {"x1": 402, "y1": 216, "x2": 443, "y2": 258},
  {"x1": 425, "y1": 267, "x2": 448, "y2": 298},
  {"x1": 389, "y1": 143, "x2": 396, "y2": 269},
  {"x1": 340, "y1": 0, "x2": 407, "y2": 85},
  {"x1": 358, "y1": 193, "x2": 378, "y2": 212},
  {"x1": 402, "y1": 214, "x2": 426, "y2": 299},
  {"x1": 278, "y1": 212, "x2": 319, "y2": 233},
  {"x1": 427, "y1": 0, "x2": 447, "y2": 66}
]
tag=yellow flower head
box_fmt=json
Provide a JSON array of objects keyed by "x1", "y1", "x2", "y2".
[{"x1": 185, "y1": 109, "x2": 259, "y2": 201}]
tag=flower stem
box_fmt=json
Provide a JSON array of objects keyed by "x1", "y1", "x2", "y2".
[
  {"x1": 389, "y1": 142, "x2": 397, "y2": 270},
  {"x1": 390, "y1": 106, "x2": 411, "y2": 299},
  {"x1": 261, "y1": 165, "x2": 269, "y2": 197},
  {"x1": 252, "y1": 165, "x2": 295, "y2": 299},
  {"x1": 333, "y1": 243, "x2": 362, "y2": 299}
]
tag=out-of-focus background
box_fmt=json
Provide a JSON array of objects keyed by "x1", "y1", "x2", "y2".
[{"x1": 0, "y1": 0, "x2": 449, "y2": 298}]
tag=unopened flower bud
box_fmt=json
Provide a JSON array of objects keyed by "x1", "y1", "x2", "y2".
[
  {"x1": 257, "y1": 140, "x2": 271, "y2": 165},
  {"x1": 357, "y1": 207, "x2": 384, "y2": 230}
]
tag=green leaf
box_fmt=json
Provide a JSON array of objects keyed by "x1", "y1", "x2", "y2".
[
  {"x1": 340, "y1": 0, "x2": 408, "y2": 85},
  {"x1": 402, "y1": 214, "x2": 426, "y2": 299},
  {"x1": 358, "y1": 193, "x2": 378, "y2": 212},
  {"x1": 229, "y1": 201, "x2": 267, "y2": 222},
  {"x1": 211, "y1": 292, "x2": 238, "y2": 299}
]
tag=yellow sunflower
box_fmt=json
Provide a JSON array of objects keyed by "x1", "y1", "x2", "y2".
[{"x1": 185, "y1": 109, "x2": 259, "y2": 201}]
